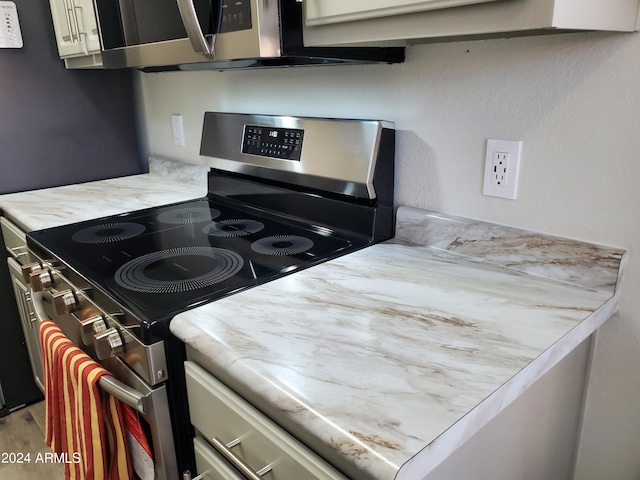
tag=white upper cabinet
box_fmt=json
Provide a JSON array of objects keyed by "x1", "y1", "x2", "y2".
[
  {"x1": 48, "y1": 0, "x2": 102, "y2": 68},
  {"x1": 303, "y1": 0, "x2": 640, "y2": 47},
  {"x1": 305, "y1": 0, "x2": 502, "y2": 26}
]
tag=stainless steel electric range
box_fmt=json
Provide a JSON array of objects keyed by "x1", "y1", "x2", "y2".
[{"x1": 23, "y1": 112, "x2": 395, "y2": 479}]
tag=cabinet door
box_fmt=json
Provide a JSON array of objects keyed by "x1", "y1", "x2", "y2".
[
  {"x1": 7, "y1": 258, "x2": 45, "y2": 393},
  {"x1": 48, "y1": 0, "x2": 85, "y2": 57},
  {"x1": 303, "y1": 0, "x2": 640, "y2": 46},
  {"x1": 48, "y1": 0, "x2": 101, "y2": 58},
  {"x1": 72, "y1": 0, "x2": 101, "y2": 53},
  {"x1": 305, "y1": 0, "x2": 503, "y2": 26}
]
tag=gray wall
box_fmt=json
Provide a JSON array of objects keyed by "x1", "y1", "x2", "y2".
[{"x1": 0, "y1": 0, "x2": 143, "y2": 194}]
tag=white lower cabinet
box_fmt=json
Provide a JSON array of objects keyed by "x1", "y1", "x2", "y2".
[
  {"x1": 185, "y1": 360, "x2": 347, "y2": 480},
  {"x1": 7, "y1": 258, "x2": 44, "y2": 393},
  {"x1": 47, "y1": 0, "x2": 102, "y2": 68},
  {"x1": 1, "y1": 217, "x2": 45, "y2": 393}
]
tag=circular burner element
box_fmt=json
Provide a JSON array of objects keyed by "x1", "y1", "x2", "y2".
[
  {"x1": 251, "y1": 235, "x2": 314, "y2": 256},
  {"x1": 114, "y1": 247, "x2": 243, "y2": 294},
  {"x1": 202, "y1": 219, "x2": 265, "y2": 238},
  {"x1": 156, "y1": 207, "x2": 221, "y2": 225},
  {"x1": 72, "y1": 222, "x2": 146, "y2": 244}
]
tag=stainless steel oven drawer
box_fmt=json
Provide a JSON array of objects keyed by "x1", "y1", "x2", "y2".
[
  {"x1": 1, "y1": 216, "x2": 28, "y2": 263},
  {"x1": 185, "y1": 361, "x2": 347, "y2": 480}
]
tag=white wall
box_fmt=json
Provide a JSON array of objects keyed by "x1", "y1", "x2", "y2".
[{"x1": 139, "y1": 30, "x2": 640, "y2": 479}]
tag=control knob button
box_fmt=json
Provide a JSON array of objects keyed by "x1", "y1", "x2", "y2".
[
  {"x1": 52, "y1": 289, "x2": 77, "y2": 315},
  {"x1": 94, "y1": 328, "x2": 124, "y2": 360},
  {"x1": 79, "y1": 315, "x2": 103, "y2": 345},
  {"x1": 30, "y1": 270, "x2": 53, "y2": 292},
  {"x1": 93, "y1": 318, "x2": 108, "y2": 334},
  {"x1": 21, "y1": 262, "x2": 42, "y2": 284},
  {"x1": 108, "y1": 331, "x2": 124, "y2": 355}
]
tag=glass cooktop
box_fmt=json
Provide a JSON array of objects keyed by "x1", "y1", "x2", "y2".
[{"x1": 28, "y1": 197, "x2": 362, "y2": 334}]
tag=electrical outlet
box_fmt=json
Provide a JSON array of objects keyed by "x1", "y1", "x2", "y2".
[
  {"x1": 483, "y1": 139, "x2": 522, "y2": 199},
  {"x1": 171, "y1": 114, "x2": 185, "y2": 147},
  {"x1": 490, "y1": 152, "x2": 510, "y2": 186}
]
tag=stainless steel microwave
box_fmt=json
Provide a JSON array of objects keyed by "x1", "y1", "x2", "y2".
[{"x1": 93, "y1": 0, "x2": 405, "y2": 70}]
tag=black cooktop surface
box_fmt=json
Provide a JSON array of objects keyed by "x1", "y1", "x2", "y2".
[{"x1": 29, "y1": 197, "x2": 362, "y2": 337}]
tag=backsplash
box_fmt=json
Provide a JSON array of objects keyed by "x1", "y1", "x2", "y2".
[
  {"x1": 148, "y1": 157, "x2": 209, "y2": 185},
  {"x1": 394, "y1": 206, "x2": 626, "y2": 295}
]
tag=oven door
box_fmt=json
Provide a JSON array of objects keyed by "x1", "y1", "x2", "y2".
[
  {"x1": 30, "y1": 288, "x2": 179, "y2": 480},
  {"x1": 93, "y1": 0, "x2": 278, "y2": 69}
]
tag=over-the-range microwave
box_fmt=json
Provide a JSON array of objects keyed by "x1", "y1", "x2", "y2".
[{"x1": 93, "y1": 0, "x2": 405, "y2": 70}]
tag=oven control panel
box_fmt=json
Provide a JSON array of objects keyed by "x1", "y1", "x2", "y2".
[{"x1": 242, "y1": 125, "x2": 304, "y2": 161}]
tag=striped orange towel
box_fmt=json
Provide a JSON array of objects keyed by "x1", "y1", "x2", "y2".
[{"x1": 39, "y1": 319, "x2": 136, "y2": 480}]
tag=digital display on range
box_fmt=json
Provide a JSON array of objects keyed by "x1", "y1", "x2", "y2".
[{"x1": 242, "y1": 125, "x2": 304, "y2": 161}]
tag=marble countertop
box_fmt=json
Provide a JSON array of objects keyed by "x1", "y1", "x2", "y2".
[
  {"x1": 0, "y1": 166, "x2": 626, "y2": 480},
  {"x1": 171, "y1": 207, "x2": 626, "y2": 480},
  {"x1": 0, "y1": 158, "x2": 208, "y2": 232}
]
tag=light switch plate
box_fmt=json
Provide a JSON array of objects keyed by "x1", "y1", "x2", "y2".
[
  {"x1": 0, "y1": 1, "x2": 23, "y2": 49},
  {"x1": 171, "y1": 115, "x2": 185, "y2": 147}
]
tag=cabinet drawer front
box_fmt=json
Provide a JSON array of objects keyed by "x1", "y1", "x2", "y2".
[
  {"x1": 1, "y1": 216, "x2": 28, "y2": 262},
  {"x1": 194, "y1": 437, "x2": 246, "y2": 480},
  {"x1": 185, "y1": 361, "x2": 346, "y2": 480}
]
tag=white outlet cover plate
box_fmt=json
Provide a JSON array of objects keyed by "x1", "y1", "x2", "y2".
[{"x1": 483, "y1": 139, "x2": 522, "y2": 200}]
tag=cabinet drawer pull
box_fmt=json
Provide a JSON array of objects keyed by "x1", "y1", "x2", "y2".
[
  {"x1": 24, "y1": 293, "x2": 38, "y2": 323},
  {"x1": 183, "y1": 470, "x2": 210, "y2": 480},
  {"x1": 62, "y1": 0, "x2": 77, "y2": 41},
  {"x1": 69, "y1": 0, "x2": 81, "y2": 42},
  {"x1": 8, "y1": 245, "x2": 27, "y2": 260},
  {"x1": 210, "y1": 437, "x2": 272, "y2": 480}
]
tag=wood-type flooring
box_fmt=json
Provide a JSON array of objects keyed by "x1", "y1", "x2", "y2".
[{"x1": 0, "y1": 401, "x2": 64, "y2": 478}]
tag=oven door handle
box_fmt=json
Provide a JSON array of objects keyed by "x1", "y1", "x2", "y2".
[
  {"x1": 30, "y1": 289, "x2": 149, "y2": 415},
  {"x1": 98, "y1": 376, "x2": 149, "y2": 415},
  {"x1": 30, "y1": 289, "x2": 48, "y2": 324}
]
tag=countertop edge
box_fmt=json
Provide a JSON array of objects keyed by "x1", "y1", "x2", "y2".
[{"x1": 395, "y1": 294, "x2": 619, "y2": 479}]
